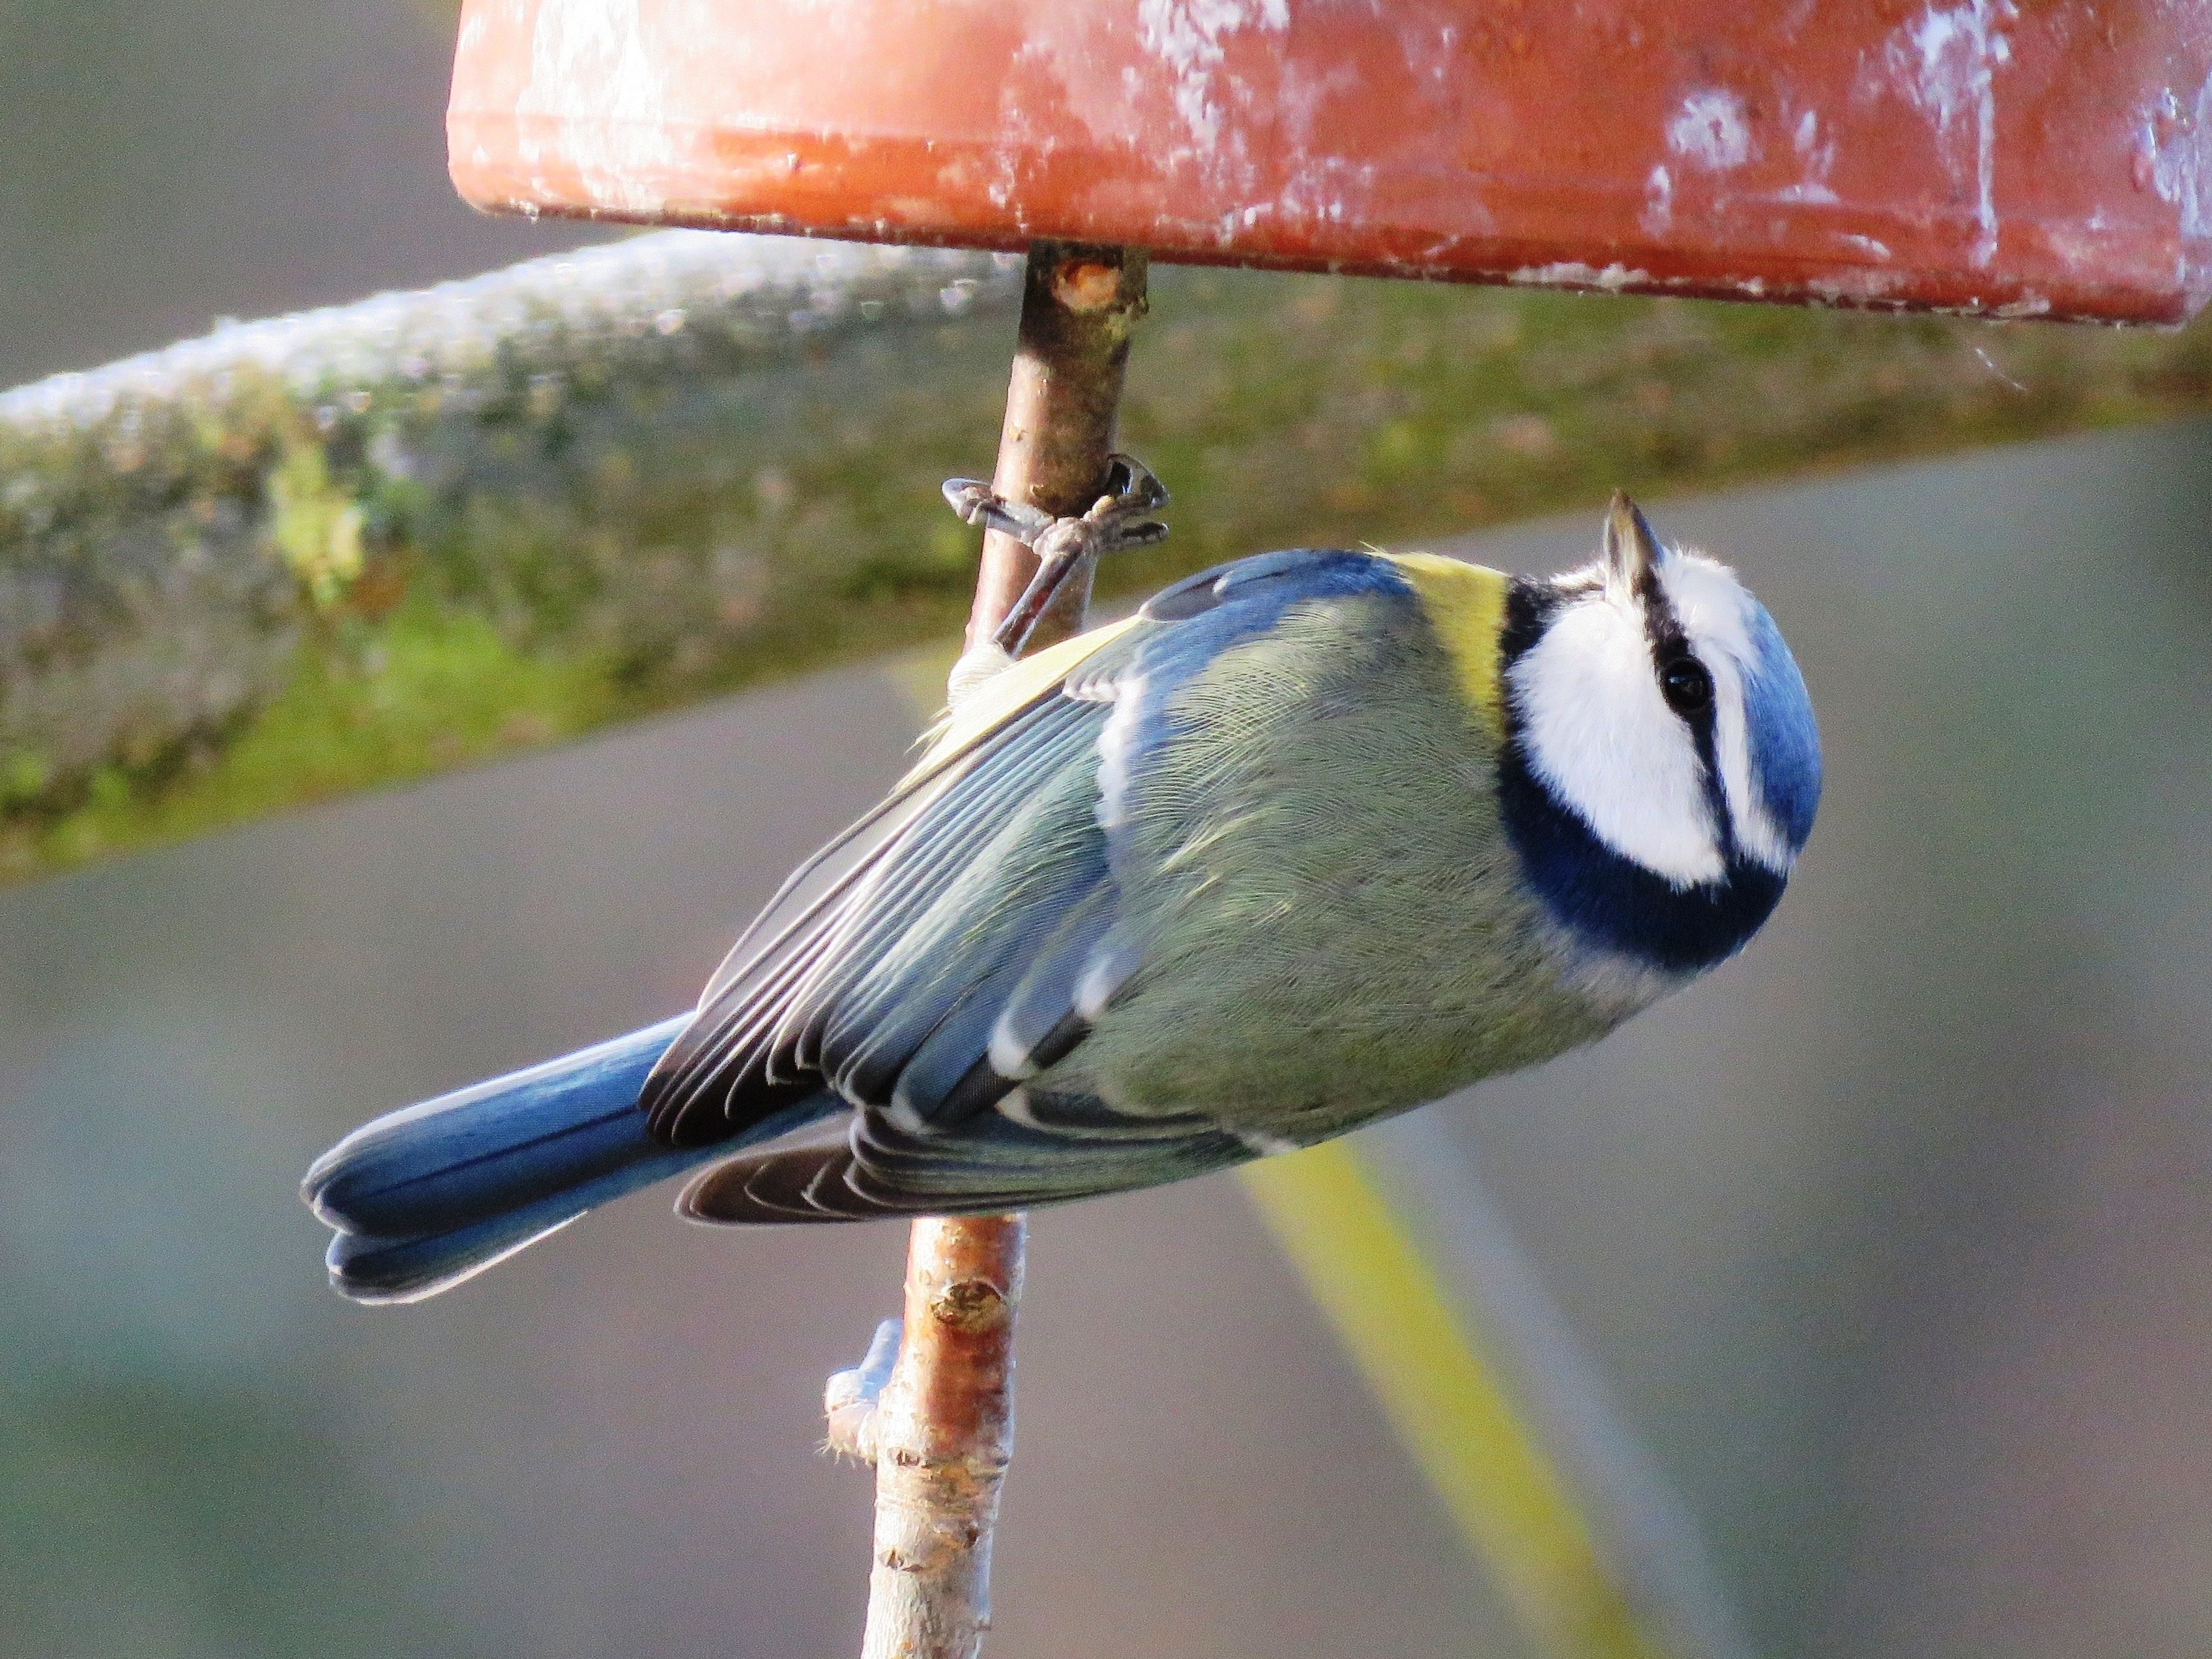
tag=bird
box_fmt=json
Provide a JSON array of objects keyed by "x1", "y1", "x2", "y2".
[{"x1": 304, "y1": 489, "x2": 1820, "y2": 1303}]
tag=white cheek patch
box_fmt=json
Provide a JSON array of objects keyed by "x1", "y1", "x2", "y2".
[
  {"x1": 1658, "y1": 554, "x2": 1794, "y2": 873},
  {"x1": 1509, "y1": 589, "x2": 1724, "y2": 887}
]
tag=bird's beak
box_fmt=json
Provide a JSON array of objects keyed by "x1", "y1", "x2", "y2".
[{"x1": 1601, "y1": 491, "x2": 1664, "y2": 589}]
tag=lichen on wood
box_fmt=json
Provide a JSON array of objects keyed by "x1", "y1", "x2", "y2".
[{"x1": 0, "y1": 233, "x2": 1021, "y2": 877}]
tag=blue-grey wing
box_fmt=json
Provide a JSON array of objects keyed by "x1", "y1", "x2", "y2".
[
  {"x1": 660, "y1": 548, "x2": 1414, "y2": 1221},
  {"x1": 641, "y1": 685, "x2": 1122, "y2": 1145}
]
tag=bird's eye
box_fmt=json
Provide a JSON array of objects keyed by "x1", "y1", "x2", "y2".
[{"x1": 1660, "y1": 655, "x2": 1712, "y2": 717}]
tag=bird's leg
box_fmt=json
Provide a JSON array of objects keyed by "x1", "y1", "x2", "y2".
[
  {"x1": 823, "y1": 1315, "x2": 903, "y2": 1462},
  {"x1": 941, "y1": 454, "x2": 1169, "y2": 699}
]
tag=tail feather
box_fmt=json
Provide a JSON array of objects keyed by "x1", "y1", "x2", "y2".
[
  {"x1": 306, "y1": 1018, "x2": 693, "y2": 1238},
  {"x1": 323, "y1": 1147, "x2": 703, "y2": 1305},
  {"x1": 304, "y1": 1017, "x2": 836, "y2": 1303}
]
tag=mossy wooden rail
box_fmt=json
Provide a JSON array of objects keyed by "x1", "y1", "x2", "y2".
[{"x1": 7, "y1": 228, "x2": 2212, "y2": 887}]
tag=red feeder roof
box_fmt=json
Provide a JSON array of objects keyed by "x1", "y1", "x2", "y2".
[{"x1": 450, "y1": 0, "x2": 2212, "y2": 324}]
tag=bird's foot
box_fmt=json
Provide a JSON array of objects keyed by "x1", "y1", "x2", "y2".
[
  {"x1": 941, "y1": 454, "x2": 1171, "y2": 659},
  {"x1": 822, "y1": 1314, "x2": 902, "y2": 1462}
]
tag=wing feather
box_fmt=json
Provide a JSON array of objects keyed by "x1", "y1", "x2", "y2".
[
  {"x1": 653, "y1": 549, "x2": 1423, "y2": 1217},
  {"x1": 642, "y1": 628, "x2": 1139, "y2": 1144}
]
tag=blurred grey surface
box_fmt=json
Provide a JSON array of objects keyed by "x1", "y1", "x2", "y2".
[
  {"x1": 0, "y1": 0, "x2": 608, "y2": 390},
  {"x1": 4, "y1": 421, "x2": 2211, "y2": 1656}
]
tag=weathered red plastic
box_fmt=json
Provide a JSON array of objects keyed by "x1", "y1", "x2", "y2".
[{"x1": 450, "y1": 0, "x2": 2212, "y2": 323}]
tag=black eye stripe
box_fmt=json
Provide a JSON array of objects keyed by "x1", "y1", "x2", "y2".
[
  {"x1": 1635, "y1": 571, "x2": 1717, "y2": 723},
  {"x1": 1641, "y1": 593, "x2": 1690, "y2": 655},
  {"x1": 1629, "y1": 575, "x2": 1741, "y2": 858}
]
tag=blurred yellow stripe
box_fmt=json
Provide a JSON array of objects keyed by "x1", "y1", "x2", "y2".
[{"x1": 1241, "y1": 1142, "x2": 1665, "y2": 1659}]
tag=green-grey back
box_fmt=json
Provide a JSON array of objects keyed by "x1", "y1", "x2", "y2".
[{"x1": 1050, "y1": 590, "x2": 1616, "y2": 1144}]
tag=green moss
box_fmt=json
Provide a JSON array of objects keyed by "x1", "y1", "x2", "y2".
[
  {"x1": 3, "y1": 601, "x2": 617, "y2": 877},
  {"x1": 267, "y1": 435, "x2": 367, "y2": 608}
]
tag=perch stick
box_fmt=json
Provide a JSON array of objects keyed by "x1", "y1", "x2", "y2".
[{"x1": 843, "y1": 240, "x2": 1147, "y2": 1659}]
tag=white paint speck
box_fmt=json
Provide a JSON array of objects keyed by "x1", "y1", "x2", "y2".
[
  {"x1": 1783, "y1": 106, "x2": 1839, "y2": 201},
  {"x1": 1508, "y1": 262, "x2": 1651, "y2": 293},
  {"x1": 517, "y1": 0, "x2": 677, "y2": 210},
  {"x1": 2141, "y1": 74, "x2": 2212, "y2": 267},
  {"x1": 1808, "y1": 269, "x2": 1910, "y2": 304},
  {"x1": 1887, "y1": 0, "x2": 2017, "y2": 267},
  {"x1": 1137, "y1": 0, "x2": 1290, "y2": 160},
  {"x1": 1642, "y1": 164, "x2": 1674, "y2": 235},
  {"x1": 1667, "y1": 90, "x2": 1754, "y2": 173}
]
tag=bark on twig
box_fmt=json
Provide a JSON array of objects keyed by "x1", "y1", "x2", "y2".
[
  {"x1": 858, "y1": 1217, "x2": 1027, "y2": 1659},
  {"x1": 846, "y1": 240, "x2": 1146, "y2": 1659}
]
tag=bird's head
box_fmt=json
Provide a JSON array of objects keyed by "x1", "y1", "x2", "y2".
[{"x1": 1496, "y1": 493, "x2": 1821, "y2": 992}]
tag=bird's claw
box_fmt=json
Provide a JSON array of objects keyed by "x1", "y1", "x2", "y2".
[
  {"x1": 1096, "y1": 452, "x2": 1171, "y2": 519},
  {"x1": 942, "y1": 480, "x2": 1056, "y2": 543},
  {"x1": 942, "y1": 454, "x2": 1172, "y2": 659},
  {"x1": 940, "y1": 453, "x2": 1169, "y2": 553}
]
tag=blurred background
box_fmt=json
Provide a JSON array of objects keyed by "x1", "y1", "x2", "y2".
[{"x1": 5, "y1": 4, "x2": 2212, "y2": 1658}]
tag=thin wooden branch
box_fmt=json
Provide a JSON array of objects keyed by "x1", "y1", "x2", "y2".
[
  {"x1": 965, "y1": 243, "x2": 1149, "y2": 654},
  {"x1": 841, "y1": 239, "x2": 1146, "y2": 1659},
  {"x1": 858, "y1": 1216, "x2": 1026, "y2": 1659}
]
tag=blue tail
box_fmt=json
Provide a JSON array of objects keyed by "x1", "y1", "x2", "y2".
[{"x1": 303, "y1": 1017, "x2": 821, "y2": 1304}]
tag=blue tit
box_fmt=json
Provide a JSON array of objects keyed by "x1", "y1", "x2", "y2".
[{"x1": 305, "y1": 495, "x2": 1820, "y2": 1303}]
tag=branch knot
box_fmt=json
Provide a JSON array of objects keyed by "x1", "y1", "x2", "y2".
[{"x1": 929, "y1": 1278, "x2": 1010, "y2": 1333}]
